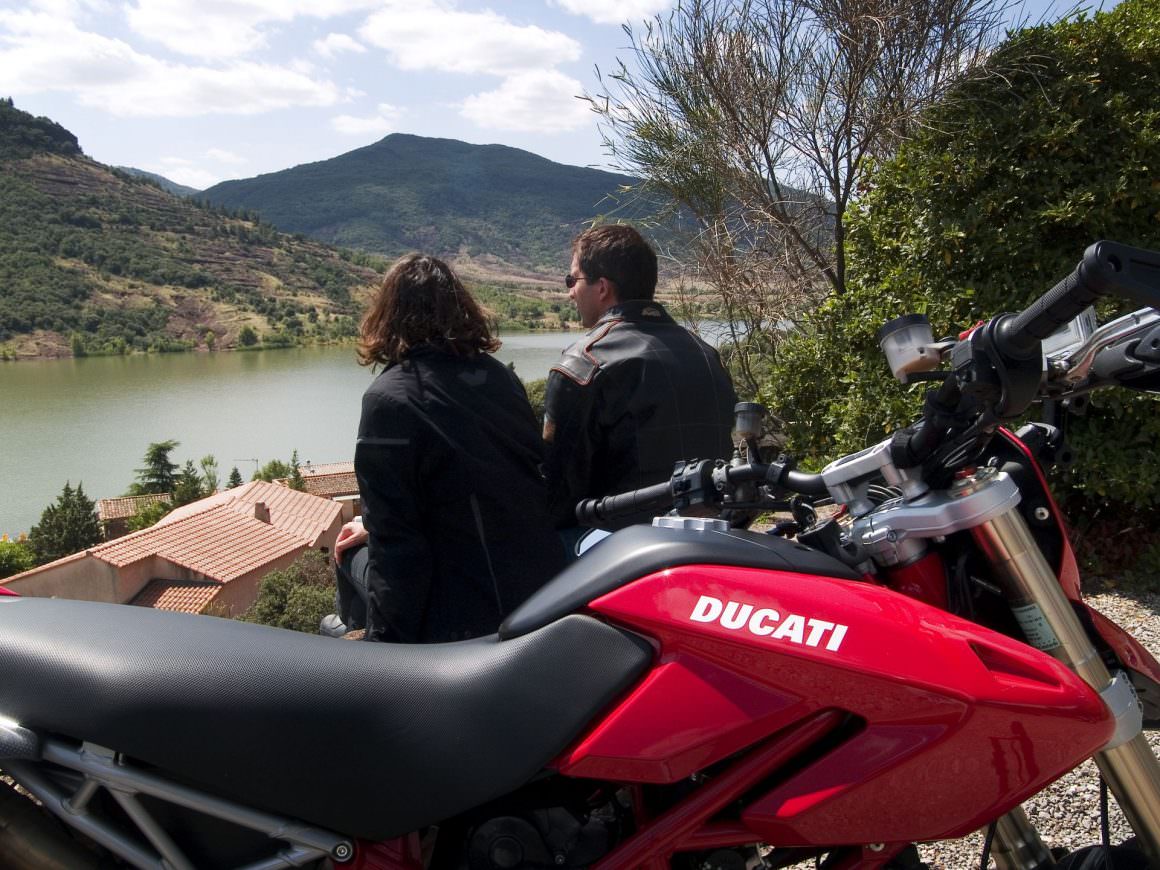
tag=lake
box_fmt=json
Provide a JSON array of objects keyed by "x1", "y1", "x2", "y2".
[{"x1": 0, "y1": 332, "x2": 577, "y2": 538}]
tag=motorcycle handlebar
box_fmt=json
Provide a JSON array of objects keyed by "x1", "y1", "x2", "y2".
[
  {"x1": 781, "y1": 469, "x2": 829, "y2": 496},
  {"x1": 575, "y1": 479, "x2": 675, "y2": 527},
  {"x1": 997, "y1": 241, "x2": 1160, "y2": 358}
]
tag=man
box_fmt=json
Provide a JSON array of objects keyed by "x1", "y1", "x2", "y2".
[{"x1": 543, "y1": 225, "x2": 738, "y2": 537}]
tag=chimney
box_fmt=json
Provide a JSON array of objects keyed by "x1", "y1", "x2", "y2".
[{"x1": 253, "y1": 502, "x2": 270, "y2": 523}]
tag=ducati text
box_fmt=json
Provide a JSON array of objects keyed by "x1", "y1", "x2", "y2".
[{"x1": 689, "y1": 595, "x2": 849, "y2": 652}]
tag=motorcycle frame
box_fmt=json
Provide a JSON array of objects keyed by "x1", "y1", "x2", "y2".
[{"x1": 4, "y1": 737, "x2": 353, "y2": 870}]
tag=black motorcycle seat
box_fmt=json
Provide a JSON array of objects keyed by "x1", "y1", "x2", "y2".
[{"x1": 0, "y1": 598, "x2": 651, "y2": 840}]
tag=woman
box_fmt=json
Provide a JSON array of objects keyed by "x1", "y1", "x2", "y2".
[{"x1": 330, "y1": 254, "x2": 564, "y2": 642}]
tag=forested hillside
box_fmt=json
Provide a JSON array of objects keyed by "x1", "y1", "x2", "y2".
[
  {"x1": 0, "y1": 99, "x2": 384, "y2": 359},
  {"x1": 202, "y1": 133, "x2": 643, "y2": 269}
]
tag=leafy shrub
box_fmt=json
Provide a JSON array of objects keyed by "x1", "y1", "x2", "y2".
[
  {"x1": 0, "y1": 536, "x2": 35, "y2": 579},
  {"x1": 240, "y1": 550, "x2": 335, "y2": 633},
  {"x1": 765, "y1": 0, "x2": 1160, "y2": 515}
]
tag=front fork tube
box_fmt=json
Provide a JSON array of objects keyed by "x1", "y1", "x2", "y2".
[{"x1": 971, "y1": 504, "x2": 1160, "y2": 867}]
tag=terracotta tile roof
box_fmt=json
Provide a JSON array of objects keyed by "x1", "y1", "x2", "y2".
[
  {"x1": 301, "y1": 472, "x2": 359, "y2": 499},
  {"x1": 300, "y1": 461, "x2": 354, "y2": 477},
  {"x1": 92, "y1": 503, "x2": 306, "y2": 581},
  {"x1": 97, "y1": 492, "x2": 172, "y2": 522},
  {"x1": 130, "y1": 579, "x2": 221, "y2": 614},
  {"x1": 156, "y1": 480, "x2": 341, "y2": 546}
]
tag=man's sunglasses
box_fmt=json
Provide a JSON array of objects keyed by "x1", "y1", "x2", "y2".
[{"x1": 565, "y1": 273, "x2": 601, "y2": 289}]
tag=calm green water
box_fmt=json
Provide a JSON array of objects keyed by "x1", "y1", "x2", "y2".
[{"x1": 0, "y1": 333, "x2": 575, "y2": 537}]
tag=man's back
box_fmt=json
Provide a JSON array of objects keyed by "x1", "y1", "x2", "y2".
[{"x1": 543, "y1": 300, "x2": 737, "y2": 529}]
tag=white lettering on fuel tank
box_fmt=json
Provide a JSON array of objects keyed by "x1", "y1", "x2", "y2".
[{"x1": 688, "y1": 594, "x2": 849, "y2": 652}]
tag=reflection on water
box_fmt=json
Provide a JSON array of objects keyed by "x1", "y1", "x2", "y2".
[{"x1": 0, "y1": 332, "x2": 575, "y2": 537}]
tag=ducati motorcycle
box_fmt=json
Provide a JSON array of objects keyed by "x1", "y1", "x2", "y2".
[{"x1": 2, "y1": 240, "x2": 1160, "y2": 870}]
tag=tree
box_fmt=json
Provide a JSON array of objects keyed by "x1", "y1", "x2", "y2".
[
  {"x1": 199, "y1": 454, "x2": 220, "y2": 493},
  {"x1": 126, "y1": 499, "x2": 172, "y2": 532},
  {"x1": 288, "y1": 450, "x2": 306, "y2": 492},
  {"x1": 766, "y1": 0, "x2": 1160, "y2": 511},
  {"x1": 173, "y1": 460, "x2": 206, "y2": 506},
  {"x1": 587, "y1": 0, "x2": 1009, "y2": 394},
  {"x1": 227, "y1": 466, "x2": 244, "y2": 488},
  {"x1": 252, "y1": 457, "x2": 294, "y2": 482},
  {"x1": 0, "y1": 535, "x2": 35, "y2": 579},
  {"x1": 240, "y1": 550, "x2": 335, "y2": 633},
  {"x1": 238, "y1": 325, "x2": 258, "y2": 347},
  {"x1": 27, "y1": 482, "x2": 102, "y2": 564},
  {"x1": 133, "y1": 440, "x2": 179, "y2": 494}
]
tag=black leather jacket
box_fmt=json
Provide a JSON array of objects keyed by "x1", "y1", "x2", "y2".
[
  {"x1": 355, "y1": 346, "x2": 565, "y2": 642},
  {"x1": 543, "y1": 301, "x2": 738, "y2": 529}
]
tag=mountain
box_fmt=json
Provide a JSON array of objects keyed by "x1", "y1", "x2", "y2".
[
  {"x1": 202, "y1": 134, "x2": 646, "y2": 270},
  {"x1": 0, "y1": 100, "x2": 384, "y2": 360},
  {"x1": 116, "y1": 167, "x2": 200, "y2": 197}
]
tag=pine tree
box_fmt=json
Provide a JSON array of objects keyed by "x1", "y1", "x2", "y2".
[
  {"x1": 288, "y1": 449, "x2": 306, "y2": 492},
  {"x1": 199, "y1": 455, "x2": 220, "y2": 493},
  {"x1": 227, "y1": 466, "x2": 244, "y2": 488},
  {"x1": 28, "y1": 482, "x2": 102, "y2": 564},
  {"x1": 173, "y1": 460, "x2": 205, "y2": 506},
  {"x1": 133, "y1": 440, "x2": 180, "y2": 494}
]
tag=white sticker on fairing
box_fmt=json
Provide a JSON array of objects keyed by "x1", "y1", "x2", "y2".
[{"x1": 689, "y1": 595, "x2": 849, "y2": 652}]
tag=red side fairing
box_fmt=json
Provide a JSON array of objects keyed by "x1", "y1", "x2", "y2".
[
  {"x1": 560, "y1": 565, "x2": 1111, "y2": 845},
  {"x1": 0, "y1": 586, "x2": 18, "y2": 597},
  {"x1": 997, "y1": 428, "x2": 1160, "y2": 687}
]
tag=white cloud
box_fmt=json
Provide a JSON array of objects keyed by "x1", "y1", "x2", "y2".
[
  {"x1": 552, "y1": 0, "x2": 672, "y2": 26},
  {"x1": 360, "y1": 0, "x2": 580, "y2": 76},
  {"x1": 460, "y1": 70, "x2": 590, "y2": 133},
  {"x1": 125, "y1": 0, "x2": 382, "y2": 59},
  {"x1": 313, "y1": 32, "x2": 365, "y2": 58},
  {"x1": 331, "y1": 102, "x2": 401, "y2": 136},
  {"x1": 206, "y1": 147, "x2": 247, "y2": 164},
  {"x1": 0, "y1": 14, "x2": 346, "y2": 116}
]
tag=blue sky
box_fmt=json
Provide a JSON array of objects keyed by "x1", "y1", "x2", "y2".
[{"x1": 1, "y1": 0, "x2": 1091, "y2": 190}]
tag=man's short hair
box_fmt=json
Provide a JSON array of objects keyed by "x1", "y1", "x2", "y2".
[{"x1": 573, "y1": 225, "x2": 658, "y2": 302}]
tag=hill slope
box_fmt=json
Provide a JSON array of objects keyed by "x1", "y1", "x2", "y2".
[
  {"x1": 0, "y1": 101, "x2": 384, "y2": 359},
  {"x1": 201, "y1": 134, "x2": 643, "y2": 269},
  {"x1": 116, "y1": 166, "x2": 200, "y2": 197}
]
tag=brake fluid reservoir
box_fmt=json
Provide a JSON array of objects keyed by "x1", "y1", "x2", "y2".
[{"x1": 878, "y1": 314, "x2": 941, "y2": 382}]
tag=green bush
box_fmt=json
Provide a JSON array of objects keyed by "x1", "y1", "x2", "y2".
[
  {"x1": 765, "y1": 0, "x2": 1160, "y2": 514},
  {"x1": 0, "y1": 536, "x2": 35, "y2": 579},
  {"x1": 241, "y1": 550, "x2": 335, "y2": 633}
]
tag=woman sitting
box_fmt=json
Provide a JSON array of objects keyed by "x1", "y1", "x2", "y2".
[{"x1": 329, "y1": 254, "x2": 564, "y2": 642}]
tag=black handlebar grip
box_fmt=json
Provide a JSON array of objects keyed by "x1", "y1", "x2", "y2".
[
  {"x1": 575, "y1": 479, "x2": 675, "y2": 527},
  {"x1": 999, "y1": 241, "x2": 1160, "y2": 357}
]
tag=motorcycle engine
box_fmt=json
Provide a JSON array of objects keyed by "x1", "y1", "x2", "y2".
[{"x1": 465, "y1": 807, "x2": 615, "y2": 870}]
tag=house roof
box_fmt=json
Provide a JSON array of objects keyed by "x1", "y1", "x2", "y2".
[
  {"x1": 157, "y1": 480, "x2": 341, "y2": 547},
  {"x1": 2, "y1": 480, "x2": 341, "y2": 592},
  {"x1": 130, "y1": 579, "x2": 221, "y2": 614},
  {"x1": 300, "y1": 461, "x2": 354, "y2": 477},
  {"x1": 299, "y1": 471, "x2": 359, "y2": 499},
  {"x1": 97, "y1": 492, "x2": 172, "y2": 522},
  {"x1": 93, "y1": 503, "x2": 306, "y2": 581}
]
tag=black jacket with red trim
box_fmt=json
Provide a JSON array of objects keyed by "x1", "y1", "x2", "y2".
[{"x1": 543, "y1": 300, "x2": 738, "y2": 529}]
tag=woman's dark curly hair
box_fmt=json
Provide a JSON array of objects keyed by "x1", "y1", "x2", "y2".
[{"x1": 358, "y1": 253, "x2": 500, "y2": 367}]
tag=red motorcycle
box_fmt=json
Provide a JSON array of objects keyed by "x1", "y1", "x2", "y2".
[{"x1": 1, "y1": 241, "x2": 1159, "y2": 870}]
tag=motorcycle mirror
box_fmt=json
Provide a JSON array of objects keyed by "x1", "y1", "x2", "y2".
[{"x1": 878, "y1": 314, "x2": 941, "y2": 382}]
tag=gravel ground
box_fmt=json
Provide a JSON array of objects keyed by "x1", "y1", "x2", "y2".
[{"x1": 917, "y1": 589, "x2": 1160, "y2": 869}]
